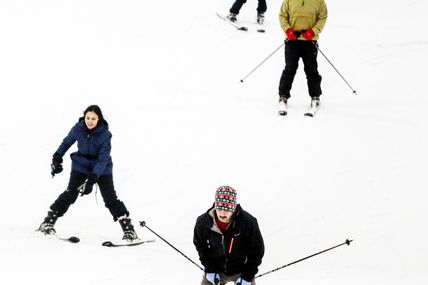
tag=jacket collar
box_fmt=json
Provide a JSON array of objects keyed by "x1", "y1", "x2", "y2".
[{"x1": 207, "y1": 204, "x2": 242, "y2": 234}]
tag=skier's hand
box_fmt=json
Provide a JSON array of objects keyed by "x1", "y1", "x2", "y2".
[
  {"x1": 205, "y1": 273, "x2": 220, "y2": 285},
  {"x1": 302, "y1": 29, "x2": 315, "y2": 40},
  {"x1": 78, "y1": 173, "x2": 98, "y2": 196},
  {"x1": 51, "y1": 154, "x2": 63, "y2": 177},
  {"x1": 235, "y1": 277, "x2": 251, "y2": 285},
  {"x1": 286, "y1": 28, "x2": 297, "y2": 40}
]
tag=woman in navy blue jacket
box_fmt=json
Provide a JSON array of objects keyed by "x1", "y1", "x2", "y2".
[{"x1": 38, "y1": 105, "x2": 139, "y2": 241}]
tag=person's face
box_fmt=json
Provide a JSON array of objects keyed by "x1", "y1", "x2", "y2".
[
  {"x1": 215, "y1": 208, "x2": 234, "y2": 223},
  {"x1": 85, "y1": 111, "x2": 99, "y2": 130}
]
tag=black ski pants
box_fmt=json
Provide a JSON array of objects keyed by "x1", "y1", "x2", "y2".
[
  {"x1": 229, "y1": 0, "x2": 267, "y2": 15},
  {"x1": 50, "y1": 171, "x2": 129, "y2": 221},
  {"x1": 278, "y1": 40, "x2": 322, "y2": 98}
]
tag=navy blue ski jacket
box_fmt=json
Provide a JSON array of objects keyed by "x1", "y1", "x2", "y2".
[{"x1": 54, "y1": 119, "x2": 113, "y2": 177}]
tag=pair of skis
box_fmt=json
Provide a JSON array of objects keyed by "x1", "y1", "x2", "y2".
[
  {"x1": 279, "y1": 104, "x2": 320, "y2": 117},
  {"x1": 39, "y1": 232, "x2": 154, "y2": 247},
  {"x1": 216, "y1": 13, "x2": 265, "y2": 33}
]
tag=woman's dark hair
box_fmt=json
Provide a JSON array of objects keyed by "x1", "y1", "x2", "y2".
[{"x1": 79, "y1": 105, "x2": 107, "y2": 126}]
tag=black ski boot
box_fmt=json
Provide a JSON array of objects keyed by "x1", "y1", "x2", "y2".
[
  {"x1": 227, "y1": 13, "x2": 237, "y2": 22},
  {"x1": 257, "y1": 13, "x2": 265, "y2": 25},
  {"x1": 118, "y1": 216, "x2": 139, "y2": 242},
  {"x1": 38, "y1": 210, "x2": 59, "y2": 235},
  {"x1": 278, "y1": 96, "x2": 288, "y2": 116},
  {"x1": 311, "y1": 96, "x2": 320, "y2": 108}
]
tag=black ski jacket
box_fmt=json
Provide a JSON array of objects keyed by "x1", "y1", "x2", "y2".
[{"x1": 193, "y1": 204, "x2": 264, "y2": 281}]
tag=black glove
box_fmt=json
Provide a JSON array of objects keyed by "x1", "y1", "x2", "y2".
[
  {"x1": 78, "y1": 174, "x2": 98, "y2": 196},
  {"x1": 51, "y1": 154, "x2": 63, "y2": 177}
]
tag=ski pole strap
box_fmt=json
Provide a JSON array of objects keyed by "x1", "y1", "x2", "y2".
[{"x1": 255, "y1": 239, "x2": 353, "y2": 279}]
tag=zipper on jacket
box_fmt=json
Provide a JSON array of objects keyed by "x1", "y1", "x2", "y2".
[
  {"x1": 86, "y1": 133, "x2": 91, "y2": 155},
  {"x1": 228, "y1": 237, "x2": 234, "y2": 254},
  {"x1": 228, "y1": 233, "x2": 240, "y2": 254},
  {"x1": 221, "y1": 235, "x2": 226, "y2": 255},
  {"x1": 221, "y1": 235, "x2": 227, "y2": 272}
]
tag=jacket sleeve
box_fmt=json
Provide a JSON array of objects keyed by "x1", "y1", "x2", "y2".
[
  {"x1": 54, "y1": 124, "x2": 78, "y2": 158},
  {"x1": 313, "y1": 0, "x2": 328, "y2": 35},
  {"x1": 193, "y1": 217, "x2": 215, "y2": 273},
  {"x1": 241, "y1": 218, "x2": 265, "y2": 281},
  {"x1": 91, "y1": 133, "x2": 112, "y2": 177},
  {"x1": 279, "y1": 0, "x2": 291, "y2": 32}
]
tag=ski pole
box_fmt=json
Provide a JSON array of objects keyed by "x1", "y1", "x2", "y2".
[
  {"x1": 139, "y1": 221, "x2": 204, "y2": 271},
  {"x1": 314, "y1": 43, "x2": 357, "y2": 95},
  {"x1": 240, "y1": 42, "x2": 285, "y2": 83},
  {"x1": 255, "y1": 239, "x2": 353, "y2": 279}
]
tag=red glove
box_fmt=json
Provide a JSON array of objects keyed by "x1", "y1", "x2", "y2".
[
  {"x1": 286, "y1": 28, "x2": 297, "y2": 40},
  {"x1": 302, "y1": 29, "x2": 315, "y2": 40}
]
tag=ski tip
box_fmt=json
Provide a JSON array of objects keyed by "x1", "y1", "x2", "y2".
[
  {"x1": 68, "y1": 236, "x2": 80, "y2": 243},
  {"x1": 102, "y1": 241, "x2": 114, "y2": 247}
]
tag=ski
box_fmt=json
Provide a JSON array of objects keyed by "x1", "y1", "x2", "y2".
[
  {"x1": 102, "y1": 239, "x2": 155, "y2": 248},
  {"x1": 57, "y1": 236, "x2": 80, "y2": 243},
  {"x1": 304, "y1": 105, "x2": 320, "y2": 117},
  {"x1": 256, "y1": 24, "x2": 265, "y2": 33},
  {"x1": 278, "y1": 109, "x2": 287, "y2": 116},
  {"x1": 36, "y1": 231, "x2": 80, "y2": 243},
  {"x1": 216, "y1": 13, "x2": 248, "y2": 31}
]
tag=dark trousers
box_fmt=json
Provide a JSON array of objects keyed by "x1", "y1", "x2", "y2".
[
  {"x1": 50, "y1": 171, "x2": 129, "y2": 221},
  {"x1": 230, "y1": 0, "x2": 267, "y2": 15},
  {"x1": 278, "y1": 40, "x2": 322, "y2": 98}
]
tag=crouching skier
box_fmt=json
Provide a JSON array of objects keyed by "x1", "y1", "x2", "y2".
[{"x1": 194, "y1": 186, "x2": 265, "y2": 285}]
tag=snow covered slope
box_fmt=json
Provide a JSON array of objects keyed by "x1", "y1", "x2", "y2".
[{"x1": 0, "y1": 0, "x2": 427, "y2": 284}]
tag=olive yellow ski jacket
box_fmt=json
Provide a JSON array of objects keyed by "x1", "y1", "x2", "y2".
[{"x1": 279, "y1": 0, "x2": 328, "y2": 41}]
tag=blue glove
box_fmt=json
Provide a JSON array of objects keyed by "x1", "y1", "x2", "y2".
[
  {"x1": 206, "y1": 273, "x2": 220, "y2": 285},
  {"x1": 235, "y1": 277, "x2": 252, "y2": 285}
]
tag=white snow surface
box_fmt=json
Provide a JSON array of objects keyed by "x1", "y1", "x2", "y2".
[{"x1": 1, "y1": 0, "x2": 427, "y2": 284}]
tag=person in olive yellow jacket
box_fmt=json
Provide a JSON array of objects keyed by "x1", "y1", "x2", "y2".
[{"x1": 278, "y1": 0, "x2": 328, "y2": 113}]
